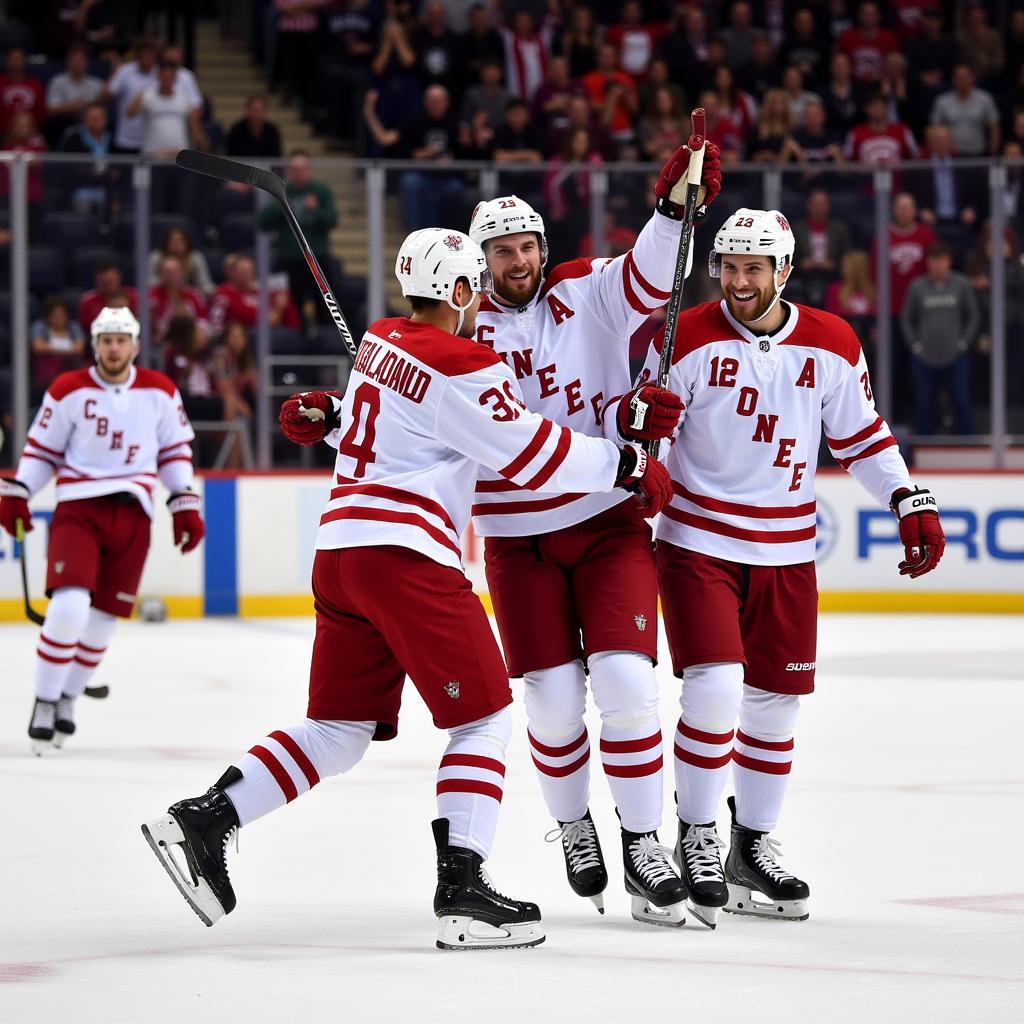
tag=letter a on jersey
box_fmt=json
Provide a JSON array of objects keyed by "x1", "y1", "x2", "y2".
[
  {"x1": 795, "y1": 358, "x2": 816, "y2": 388},
  {"x1": 546, "y1": 294, "x2": 575, "y2": 326}
]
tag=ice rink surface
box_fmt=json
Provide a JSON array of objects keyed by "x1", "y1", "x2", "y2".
[{"x1": 1, "y1": 613, "x2": 1022, "y2": 1023}]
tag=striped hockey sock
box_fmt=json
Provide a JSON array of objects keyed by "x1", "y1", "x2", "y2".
[
  {"x1": 672, "y1": 717, "x2": 734, "y2": 825},
  {"x1": 732, "y1": 729, "x2": 794, "y2": 833},
  {"x1": 527, "y1": 726, "x2": 591, "y2": 825},
  {"x1": 600, "y1": 722, "x2": 663, "y2": 833}
]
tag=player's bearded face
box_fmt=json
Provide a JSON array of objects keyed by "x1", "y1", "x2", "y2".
[
  {"x1": 721, "y1": 257, "x2": 777, "y2": 323},
  {"x1": 95, "y1": 333, "x2": 137, "y2": 378},
  {"x1": 486, "y1": 233, "x2": 543, "y2": 306}
]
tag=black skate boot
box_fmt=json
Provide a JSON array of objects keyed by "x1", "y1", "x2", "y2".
[
  {"x1": 141, "y1": 766, "x2": 242, "y2": 927},
  {"x1": 53, "y1": 695, "x2": 76, "y2": 749},
  {"x1": 723, "y1": 796, "x2": 810, "y2": 921},
  {"x1": 545, "y1": 809, "x2": 608, "y2": 914},
  {"x1": 432, "y1": 817, "x2": 545, "y2": 950},
  {"x1": 674, "y1": 817, "x2": 729, "y2": 929},
  {"x1": 621, "y1": 826, "x2": 687, "y2": 927},
  {"x1": 28, "y1": 698, "x2": 57, "y2": 755}
]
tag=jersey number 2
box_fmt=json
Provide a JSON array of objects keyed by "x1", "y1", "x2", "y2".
[{"x1": 338, "y1": 382, "x2": 381, "y2": 478}]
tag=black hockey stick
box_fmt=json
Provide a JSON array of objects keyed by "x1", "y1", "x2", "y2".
[
  {"x1": 16, "y1": 518, "x2": 109, "y2": 699},
  {"x1": 175, "y1": 150, "x2": 358, "y2": 359},
  {"x1": 644, "y1": 108, "x2": 707, "y2": 461}
]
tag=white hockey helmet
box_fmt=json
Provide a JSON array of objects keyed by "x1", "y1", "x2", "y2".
[
  {"x1": 90, "y1": 305, "x2": 141, "y2": 346},
  {"x1": 395, "y1": 228, "x2": 493, "y2": 332},
  {"x1": 469, "y1": 195, "x2": 548, "y2": 266}
]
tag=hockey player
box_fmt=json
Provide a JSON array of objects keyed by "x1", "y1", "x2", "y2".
[
  {"x1": 140, "y1": 229, "x2": 672, "y2": 951},
  {"x1": 633, "y1": 208, "x2": 945, "y2": 927},
  {"x1": 0, "y1": 307, "x2": 204, "y2": 754},
  {"x1": 468, "y1": 141, "x2": 722, "y2": 926}
]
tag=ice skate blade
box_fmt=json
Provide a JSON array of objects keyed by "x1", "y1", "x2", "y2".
[
  {"x1": 686, "y1": 899, "x2": 719, "y2": 929},
  {"x1": 435, "y1": 915, "x2": 545, "y2": 950},
  {"x1": 589, "y1": 894, "x2": 605, "y2": 915},
  {"x1": 141, "y1": 815, "x2": 226, "y2": 928},
  {"x1": 31, "y1": 738, "x2": 56, "y2": 756},
  {"x1": 629, "y1": 894, "x2": 686, "y2": 928},
  {"x1": 724, "y1": 884, "x2": 809, "y2": 921},
  {"x1": 52, "y1": 731, "x2": 70, "y2": 750}
]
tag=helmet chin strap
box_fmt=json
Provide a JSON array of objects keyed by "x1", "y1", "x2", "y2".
[{"x1": 447, "y1": 293, "x2": 473, "y2": 335}]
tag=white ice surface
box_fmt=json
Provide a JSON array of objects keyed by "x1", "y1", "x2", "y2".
[{"x1": 1, "y1": 614, "x2": 1022, "y2": 1023}]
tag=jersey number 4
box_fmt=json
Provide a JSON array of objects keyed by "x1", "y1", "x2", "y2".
[{"x1": 338, "y1": 382, "x2": 381, "y2": 478}]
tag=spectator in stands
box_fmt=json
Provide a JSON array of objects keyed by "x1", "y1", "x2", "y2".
[
  {"x1": 605, "y1": 0, "x2": 665, "y2": 83},
  {"x1": 782, "y1": 95, "x2": 845, "y2": 186},
  {"x1": 957, "y1": 5, "x2": 1003, "y2": 89},
  {"x1": 414, "y1": 1, "x2": 459, "y2": 93},
  {"x1": 225, "y1": 94, "x2": 282, "y2": 158},
  {"x1": 1005, "y1": 9, "x2": 1024, "y2": 93},
  {"x1": 148, "y1": 226, "x2": 214, "y2": 295},
  {"x1": 43, "y1": 41, "x2": 104, "y2": 147},
  {"x1": 747, "y1": 88, "x2": 792, "y2": 163},
  {"x1": 931, "y1": 64, "x2": 1001, "y2": 158},
  {"x1": 459, "y1": 3, "x2": 505, "y2": 92},
  {"x1": 492, "y1": 98, "x2": 544, "y2": 164},
  {"x1": 104, "y1": 37, "x2": 158, "y2": 154},
  {"x1": 822, "y1": 50, "x2": 862, "y2": 137},
  {"x1": 532, "y1": 55, "x2": 582, "y2": 137},
  {"x1": 781, "y1": 65, "x2": 817, "y2": 126},
  {"x1": 877, "y1": 51, "x2": 920, "y2": 132},
  {"x1": 717, "y1": 0, "x2": 758, "y2": 70},
  {"x1": 636, "y1": 84, "x2": 687, "y2": 161},
  {"x1": 738, "y1": 32, "x2": 780, "y2": 104},
  {"x1": 901, "y1": 242, "x2": 978, "y2": 435},
  {"x1": 998, "y1": 141, "x2": 1024, "y2": 237},
  {"x1": 78, "y1": 260, "x2": 138, "y2": 334},
  {"x1": 582, "y1": 42, "x2": 638, "y2": 151},
  {"x1": 547, "y1": 93, "x2": 616, "y2": 161},
  {"x1": 793, "y1": 189, "x2": 851, "y2": 308},
  {"x1": 208, "y1": 253, "x2": 301, "y2": 336},
  {"x1": 0, "y1": 47, "x2": 44, "y2": 138},
  {"x1": 700, "y1": 89, "x2": 745, "y2": 163},
  {"x1": 825, "y1": 249, "x2": 876, "y2": 347},
  {"x1": 367, "y1": 9, "x2": 419, "y2": 142},
  {"x1": 838, "y1": 1, "x2": 899, "y2": 85},
  {"x1": 460, "y1": 57, "x2": 508, "y2": 153},
  {"x1": 317, "y1": 0, "x2": 381, "y2": 145},
  {"x1": 637, "y1": 57, "x2": 685, "y2": 121},
  {"x1": 73, "y1": 0, "x2": 130, "y2": 51},
  {"x1": 714, "y1": 65, "x2": 757, "y2": 144},
  {"x1": 0, "y1": 112, "x2": 46, "y2": 227},
  {"x1": 542, "y1": 126, "x2": 602, "y2": 265},
  {"x1": 561, "y1": 4, "x2": 599, "y2": 80},
  {"x1": 273, "y1": 0, "x2": 327, "y2": 108},
  {"x1": 163, "y1": 313, "x2": 225, "y2": 441},
  {"x1": 59, "y1": 101, "x2": 118, "y2": 216},
  {"x1": 786, "y1": 7, "x2": 828, "y2": 88},
  {"x1": 501, "y1": 11, "x2": 551, "y2": 102},
  {"x1": 906, "y1": 5, "x2": 960, "y2": 110},
  {"x1": 31, "y1": 296, "x2": 85, "y2": 402},
  {"x1": 826, "y1": 0, "x2": 854, "y2": 44},
  {"x1": 256, "y1": 151, "x2": 338, "y2": 329},
  {"x1": 845, "y1": 92, "x2": 918, "y2": 167},
  {"x1": 212, "y1": 320, "x2": 258, "y2": 423},
  {"x1": 578, "y1": 208, "x2": 637, "y2": 259},
  {"x1": 149, "y1": 255, "x2": 208, "y2": 345},
  {"x1": 913, "y1": 124, "x2": 985, "y2": 246},
  {"x1": 657, "y1": 5, "x2": 705, "y2": 101},
  {"x1": 160, "y1": 44, "x2": 203, "y2": 110}
]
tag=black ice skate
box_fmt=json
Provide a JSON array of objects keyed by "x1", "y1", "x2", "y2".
[
  {"x1": 432, "y1": 817, "x2": 545, "y2": 950},
  {"x1": 674, "y1": 817, "x2": 729, "y2": 929},
  {"x1": 545, "y1": 809, "x2": 608, "y2": 914},
  {"x1": 53, "y1": 695, "x2": 76, "y2": 749},
  {"x1": 621, "y1": 827, "x2": 687, "y2": 927},
  {"x1": 723, "y1": 796, "x2": 810, "y2": 921},
  {"x1": 141, "y1": 767, "x2": 242, "y2": 927},
  {"x1": 28, "y1": 698, "x2": 57, "y2": 755}
]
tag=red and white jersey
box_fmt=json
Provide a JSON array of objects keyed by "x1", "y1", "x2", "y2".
[
  {"x1": 317, "y1": 317, "x2": 622, "y2": 571},
  {"x1": 643, "y1": 299, "x2": 912, "y2": 566},
  {"x1": 471, "y1": 210, "x2": 684, "y2": 537},
  {"x1": 15, "y1": 366, "x2": 195, "y2": 518}
]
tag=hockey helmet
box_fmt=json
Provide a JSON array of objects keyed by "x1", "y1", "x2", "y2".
[
  {"x1": 469, "y1": 195, "x2": 548, "y2": 266},
  {"x1": 90, "y1": 305, "x2": 141, "y2": 346}
]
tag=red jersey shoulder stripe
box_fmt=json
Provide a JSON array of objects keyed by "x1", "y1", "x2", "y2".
[
  {"x1": 622, "y1": 256, "x2": 658, "y2": 315},
  {"x1": 47, "y1": 369, "x2": 99, "y2": 401},
  {"x1": 655, "y1": 300, "x2": 736, "y2": 362},
  {"x1": 132, "y1": 367, "x2": 178, "y2": 397},
  {"x1": 781, "y1": 305, "x2": 862, "y2": 367},
  {"x1": 625, "y1": 250, "x2": 670, "y2": 301},
  {"x1": 539, "y1": 257, "x2": 598, "y2": 299},
  {"x1": 364, "y1": 319, "x2": 501, "y2": 377}
]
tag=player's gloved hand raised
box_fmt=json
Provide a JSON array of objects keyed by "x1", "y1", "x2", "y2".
[
  {"x1": 655, "y1": 140, "x2": 722, "y2": 221},
  {"x1": 615, "y1": 444, "x2": 673, "y2": 518},
  {"x1": 616, "y1": 384, "x2": 684, "y2": 441},
  {"x1": 279, "y1": 390, "x2": 341, "y2": 446},
  {"x1": 168, "y1": 491, "x2": 205, "y2": 554},
  {"x1": 890, "y1": 486, "x2": 944, "y2": 579},
  {"x1": 0, "y1": 478, "x2": 31, "y2": 537}
]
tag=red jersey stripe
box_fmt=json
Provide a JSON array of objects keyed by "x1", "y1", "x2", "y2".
[
  {"x1": 676, "y1": 720, "x2": 735, "y2": 746},
  {"x1": 663, "y1": 505, "x2": 817, "y2": 544},
  {"x1": 736, "y1": 729, "x2": 794, "y2": 752},
  {"x1": 621, "y1": 257, "x2": 657, "y2": 315},
  {"x1": 827, "y1": 415, "x2": 884, "y2": 451},
  {"x1": 249, "y1": 744, "x2": 298, "y2": 801},
  {"x1": 436, "y1": 778, "x2": 504, "y2": 802},
  {"x1": 498, "y1": 419, "x2": 553, "y2": 480},
  {"x1": 329, "y1": 482, "x2": 458, "y2": 533},
  {"x1": 270, "y1": 730, "x2": 321, "y2": 789},
  {"x1": 528, "y1": 728, "x2": 588, "y2": 758},
  {"x1": 626, "y1": 251, "x2": 671, "y2": 301},
  {"x1": 57, "y1": 476, "x2": 154, "y2": 494},
  {"x1": 22, "y1": 451, "x2": 60, "y2": 468},
  {"x1": 599, "y1": 731, "x2": 662, "y2": 754},
  {"x1": 319, "y1": 506, "x2": 462, "y2": 558},
  {"x1": 732, "y1": 750, "x2": 792, "y2": 775},
  {"x1": 673, "y1": 482, "x2": 816, "y2": 520},
  {"x1": 157, "y1": 455, "x2": 193, "y2": 468},
  {"x1": 472, "y1": 492, "x2": 586, "y2": 517},
  {"x1": 158, "y1": 442, "x2": 191, "y2": 455},
  {"x1": 26, "y1": 436, "x2": 64, "y2": 458},
  {"x1": 602, "y1": 754, "x2": 663, "y2": 778},
  {"x1": 531, "y1": 749, "x2": 590, "y2": 777},
  {"x1": 439, "y1": 753, "x2": 507, "y2": 777},
  {"x1": 522, "y1": 426, "x2": 571, "y2": 490},
  {"x1": 834, "y1": 436, "x2": 899, "y2": 469},
  {"x1": 673, "y1": 743, "x2": 732, "y2": 770}
]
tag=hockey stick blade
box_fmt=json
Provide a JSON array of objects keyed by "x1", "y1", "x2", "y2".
[
  {"x1": 16, "y1": 519, "x2": 45, "y2": 626},
  {"x1": 175, "y1": 150, "x2": 286, "y2": 201}
]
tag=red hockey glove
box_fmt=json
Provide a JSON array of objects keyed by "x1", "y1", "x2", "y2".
[
  {"x1": 279, "y1": 390, "x2": 342, "y2": 446},
  {"x1": 890, "y1": 487, "x2": 944, "y2": 579},
  {"x1": 655, "y1": 140, "x2": 721, "y2": 221},
  {"x1": 0, "y1": 478, "x2": 31, "y2": 537},
  {"x1": 168, "y1": 491, "x2": 205, "y2": 554},
  {"x1": 617, "y1": 384, "x2": 684, "y2": 442},
  {"x1": 615, "y1": 444, "x2": 673, "y2": 518}
]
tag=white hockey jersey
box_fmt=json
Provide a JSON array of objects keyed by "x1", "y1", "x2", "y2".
[
  {"x1": 471, "y1": 210, "x2": 685, "y2": 537},
  {"x1": 317, "y1": 317, "x2": 624, "y2": 571},
  {"x1": 15, "y1": 365, "x2": 196, "y2": 518},
  {"x1": 644, "y1": 299, "x2": 912, "y2": 566}
]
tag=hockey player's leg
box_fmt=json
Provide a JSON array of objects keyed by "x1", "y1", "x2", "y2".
[
  {"x1": 433, "y1": 708, "x2": 544, "y2": 950},
  {"x1": 142, "y1": 718, "x2": 375, "y2": 926},
  {"x1": 725, "y1": 686, "x2": 809, "y2": 921},
  {"x1": 53, "y1": 607, "x2": 117, "y2": 747},
  {"x1": 589, "y1": 649, "x2": 685, "y2": 925},
  {"x1": 672, "y1": 662, "x2": 743, "y2": 927},
  {"x1": 524, "y1": 661, "x2": 607, "y2": 911},
  {"x1": 30, "y1": 586, "x2": 91, "y2": 754}
]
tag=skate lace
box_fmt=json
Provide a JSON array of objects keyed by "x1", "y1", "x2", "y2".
[
  {"x1": 545, "y1": 819, "x2": 602, "y2": 874},
  {"x1": 752, "y1": 834, "x2": 794, "y2": 883},
  {"x1": 630, "y1": 835, "x2": 678, "y2": 888},
  {"x1": 477, "y1": 865, "x2": 512, "y2": 902},
  {"x1": 681, "y1": 826, "x2": 726, "y2": 883},
  {"x1": 222, "y1": 827, "x2": 239, "y2": 867},
  {"x1": 31, "y1": 701, "x2": 55, "y2": 730}
]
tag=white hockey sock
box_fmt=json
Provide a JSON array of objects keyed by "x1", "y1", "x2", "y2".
[
  {"x1": 225, "y1": 719, "x2": 375, "y2": 827},
  {"x1": 523, "y1": 661, "x2": 590, "y2": 824},
  {"x1": 437, "y1": 708, "x2": 511, "y2": 859},
  {"x1": 673, "y1": 662, "x2": 744, "y2": 825},
  {"x1": 61, "y1": 608, "x2": 117, "y2": 698},
  {"x1": 590, "y1": 651, "x2": 663, "y2": 834},
  {"x1": 34, "y1": 587, "x2": 92, "y2": 701},
  {"x1": 733, "y1": 687, "x2": 799, "y2": 832}
]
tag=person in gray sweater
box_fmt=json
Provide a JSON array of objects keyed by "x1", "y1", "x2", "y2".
[{"x1": 901, "y1": 242, "x2": 979, "y2": 435}]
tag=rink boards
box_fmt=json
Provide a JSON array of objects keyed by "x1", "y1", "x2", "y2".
[{"x1": 1, "y1": 470, "x2": 1022, "y2": 620}]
